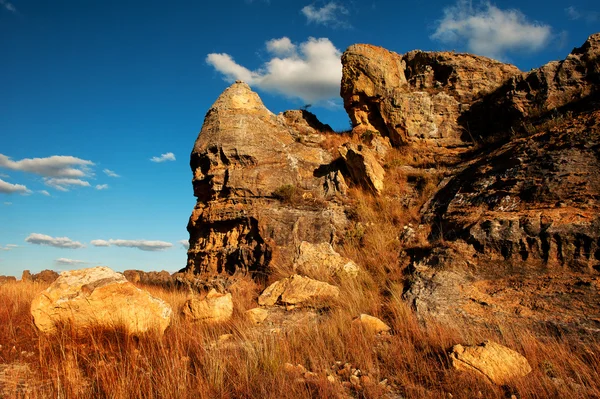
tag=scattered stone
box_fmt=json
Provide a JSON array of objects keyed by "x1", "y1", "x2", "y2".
[
  {"x1": 30, "y1": 266, "x2": 172, "y2": 335},
  {"x1": 294, "y1": 241, "x2": 359, "y2": 278},
  {"x1": 245, "y1": 307, "x2": 269, "y2": 325},
  {"x1": 182, "y1": 289, "x2": 233, "y2": 323},
  {"x1": 258, "y1": 274, "x2": 340, "y2": 308},
  {"x1": 450, "y1": 340, "x2": 532, "y2": 385},
  {"x1": 352, "y1": 314, "x2": 392, "y2": 334}
]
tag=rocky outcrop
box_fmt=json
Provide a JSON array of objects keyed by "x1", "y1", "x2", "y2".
[
  {"x1": 394, "y1": 34, "x2": 600, "y2": 335},
  {"x1": 341, "y1": 44, "x2": 520, "y2": 147},
  {"x1": 404, "y1": 103, "x2": 600, "y2": 333},
  {"x1": 185, "y1": 82, "x2": 348, "y2": 279},
  {"x1": 181, "y1": 289, "x2": 233, "y2": 322},
  {"x1": 450, "y1": 341, "x2": 532, "y2": 385},
  {"x1": 258, "y1": 275, "x2": 340, "y2": 308},
  {"x1": 465, "y1": 33, "x2": 600, "y2": 138},
  {"x1": 31, "y1": 267, "x2": 172, "y2": 335}
]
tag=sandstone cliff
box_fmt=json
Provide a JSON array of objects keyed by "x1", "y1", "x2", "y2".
[
  {"x1": 185, "y1": 82, "x2": 347, "y2": 279},
  {"x1": 341, "y1": 44, "x2": 520, "y2": 147}
]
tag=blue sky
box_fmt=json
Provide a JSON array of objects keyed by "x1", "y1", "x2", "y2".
[{"x1": 1, "y1": 0, "x2": 598, "y2": 277}]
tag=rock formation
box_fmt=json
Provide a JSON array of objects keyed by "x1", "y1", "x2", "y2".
[
  {"x1": 31, "y1": 267, "x2": 172, "y2": 335},
  {"x1": 402, "y1": 35, "x2": 600, "y2": 334},
  {"x1": 185, "y1": 82, "x2": 347, "y2": 279},
  {"x1": 341, "y1": 44, "x2": 520, "y2": 147},
  {"x1": 185, "y1": 33, "x2": 600, "y2": 337}
]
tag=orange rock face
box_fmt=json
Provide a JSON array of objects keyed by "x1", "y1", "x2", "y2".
[
  {"x1": 341, "y1": 44, "x2": 520, "y2": 146},
  {"x1": 185, "y1": 82, "x2": 348, "y2": 278}
]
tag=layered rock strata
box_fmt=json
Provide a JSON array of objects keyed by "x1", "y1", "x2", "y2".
[{"x1": 185, "y1": 82, "x2": 347, "y2": 278}]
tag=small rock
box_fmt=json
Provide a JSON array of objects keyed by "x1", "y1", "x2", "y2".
[
  {"x1": 352, "y1": 314, "x2": 392, "y2": 334},
  {"x1": 245, "y1": 307, "x2": 269, "y2": 325}
]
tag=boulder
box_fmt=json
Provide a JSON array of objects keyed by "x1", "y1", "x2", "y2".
[
  {"x1": 450, "y1": 341, "x2": 532, "y2": 385},
  {"x1": 30, "y1": 266, "x2": 172, "y2": 335},
  {"x1": 258, "y1": 275, "x2": 340, "y2": 308},
  {"x1": 245, "y1": 307, "x2": 269, "y2": 325},
  {"x1": 352, "y1": 314, "x2": 391, "y2": 334},
  {"x1": 339, "y1": 143, "x2": 385, "y2": 194},
  {"x1": 181, "y1": 289, "x2": 233, "y2": 322},
  {"x1": 294, "y1": 241, "x2": 359, "y2": 278},
  {"x1": 184, "y1": 81, "x2": 348, "y2": 279}
]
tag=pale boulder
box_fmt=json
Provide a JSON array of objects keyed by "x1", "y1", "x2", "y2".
[
  {"x1": 30, "y1": 267, "x2": 172, "y2": 335},
  {"x1": 245, "y1": 307, "x2": 269, "y2": 325},
  {"x1": 352, "y1": 314, "x2": 391, "y2": 334},
  {"x1": 182, "y1": 289, "x2": 233, "y2": 322},
  {"x1": 450, "y1": 340, "x2": 532, "y2": 385},
  {"x1": 295, "y1": 241, "x2": 359, "y2": 278},
  {"x1": 258, "y1": 274, "x2": 340, "y2": 308}
]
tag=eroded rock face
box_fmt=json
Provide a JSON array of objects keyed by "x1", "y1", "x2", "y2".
[
  {"x1": 450, "y1": 341, "x2": 532, "y2": 385},
  {"x1": 185, "y1": 82, "x2": 347, "y2": 278},
  {"x1": 404, "y1": 104, "x2": 600, "y2": 333},
  {"x1": 258, "y1": 274, "x2": 340, "y2": 308},
  {"x1": 341, "y1": 44, "x2": 520, "y2": 146},
  {"x1": 466, "y1": 33, "x2": 600, "y2": 138},
  {"x1": 332, "y1": 34, "x2": 600, "y2": 335},
  {"x1": 30, "y1": 267, "x2": 172, "y2": 335}
]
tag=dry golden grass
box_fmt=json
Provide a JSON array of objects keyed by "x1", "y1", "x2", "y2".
[{"x1": 1, "y1": 278, "x2": 600, "y2": 398}]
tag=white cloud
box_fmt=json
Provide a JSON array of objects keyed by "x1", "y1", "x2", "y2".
[
  {"x1": 431, "y1": 1, "x2": 552, "y2": 60},
  {"x1": 0, "y1": 154, "x2": 94, "y2": 178},
  {"x1": 39, "y1": 190, "x2": 51, "y2": 196},
  {"x1": 103, "y1": 169, "x2": 120, "y2": 178},
  {"x1": 301, "y1": 2, "x2": 350, "y2": 28},
  {"x1": 55, "y1": 258, "x2": 88, "y2": 266},
  {"x1": 150, "y1": 152, "x2": 176, "y2": 163},
  {"x1": 25, "y1": 233, "x2": 85, "y2": 249},
  {"x1": 0, "y1": 178, "x2": 30, "y2": 195},
  {"x1": 92, "y1": 239, "x2": 173, "y2": 251},
  {"x1": 0, "y1": 244, "x2": 18, "y2": 251},
  {"x1": 0, "y1": 0, "x2": 16, "y2": 13},
  {"x1": 266, "y1": 37, "x2": 296, "y2": 57},
  {"x1": 3, "y1": 202, "x2": 11, "y2": 206},
  {"x1": 44, "y1": 178, "x2": 91, "y2": 191},
  {"x1": 207, "y1": 37, "x2": 342, "y2": 104},
  {"x1": 95, "y1": 184, "x2": 109, "y2": 190},
  {"x1": 179, "y1": 239, "x2": 190, "y2": 249}
]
